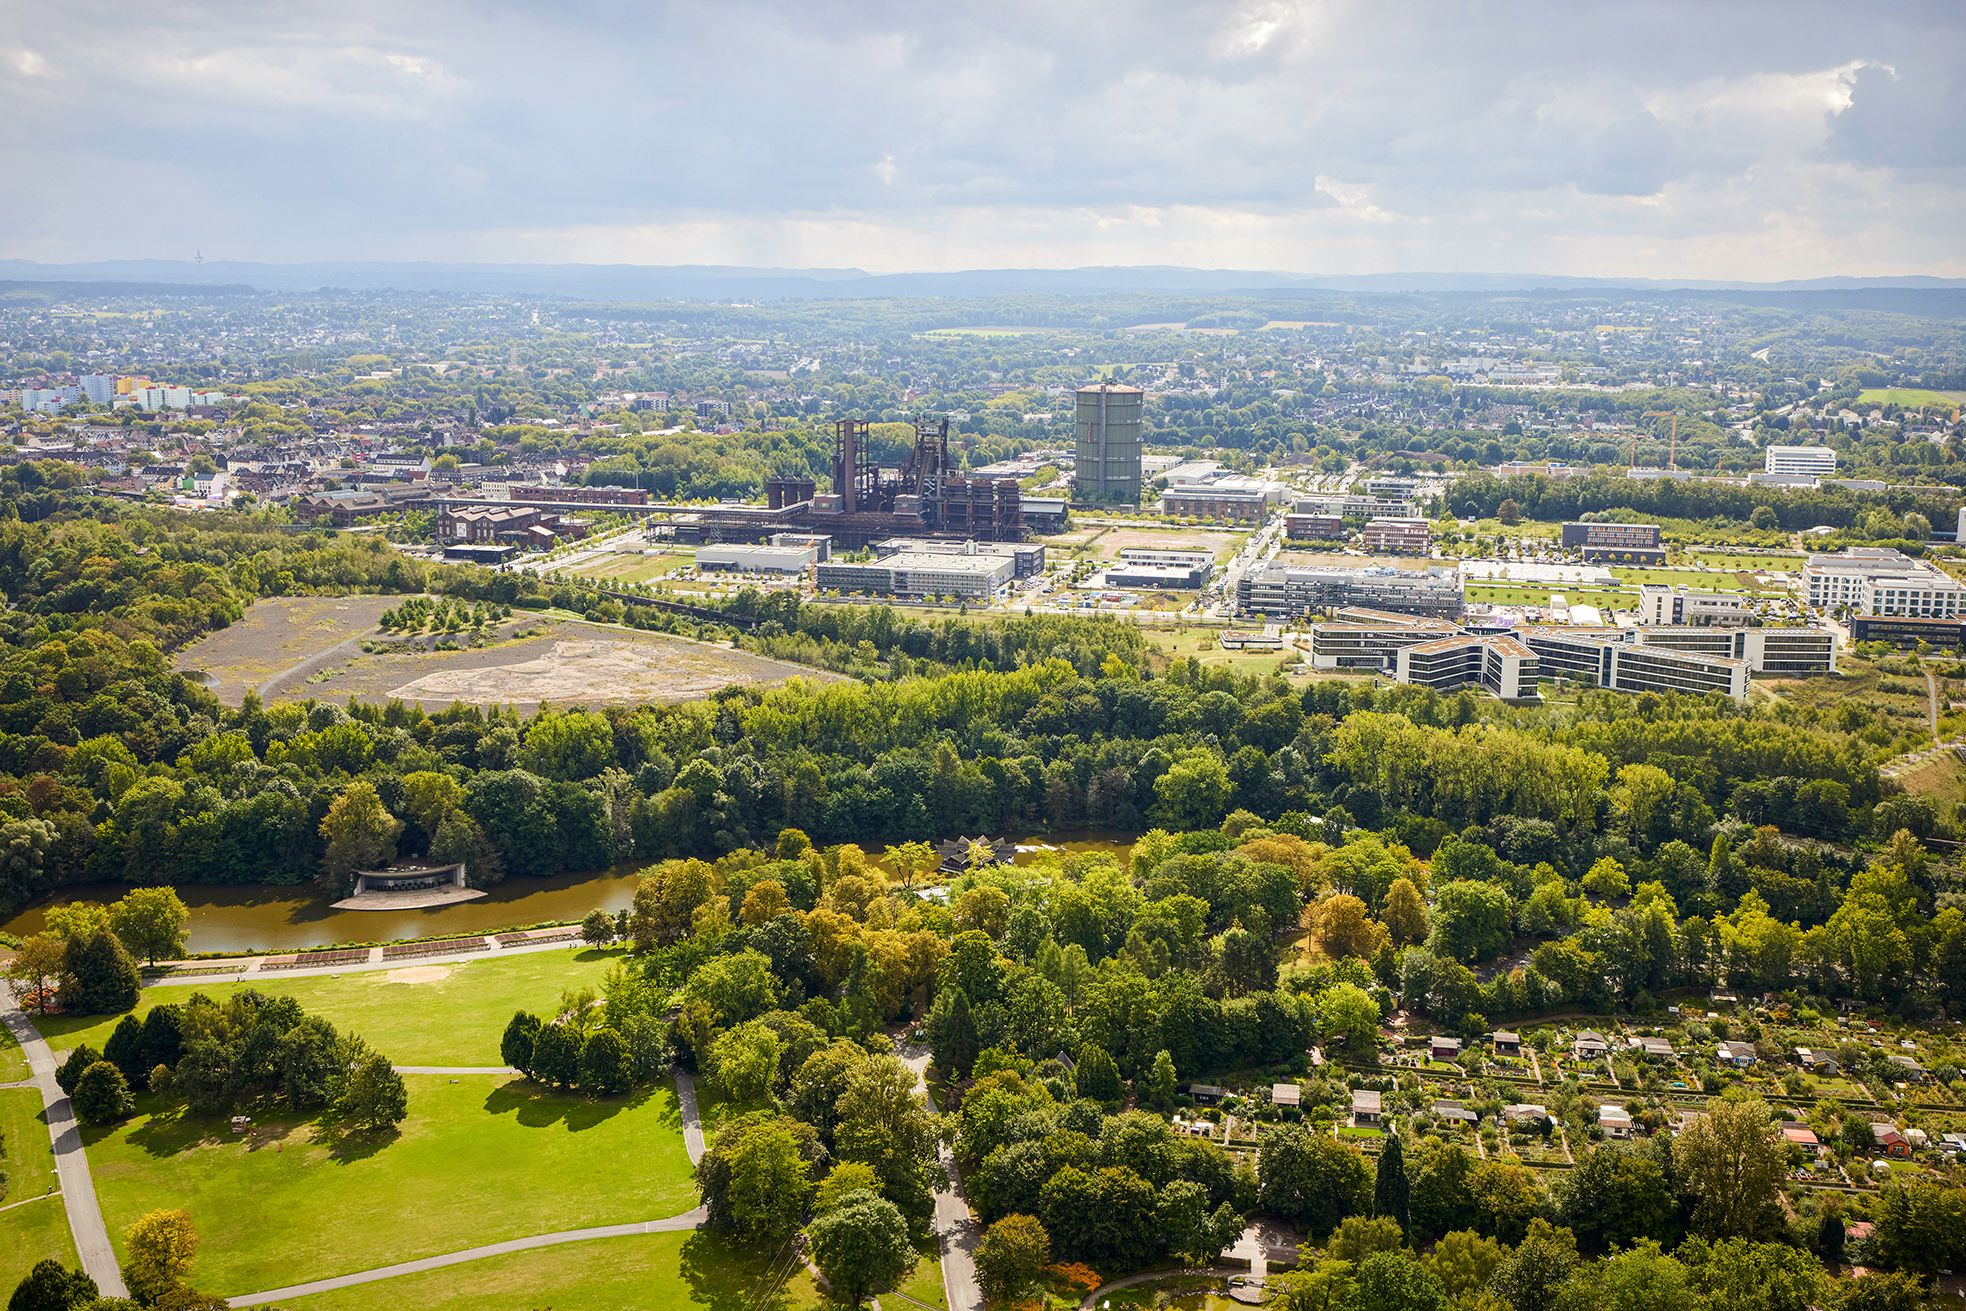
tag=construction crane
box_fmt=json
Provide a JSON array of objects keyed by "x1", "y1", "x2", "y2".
[{"x1": 1643, "y1": 410, "x2": 1680, "y2": 471}]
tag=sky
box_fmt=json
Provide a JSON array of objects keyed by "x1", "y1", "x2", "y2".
[{"x1": 2, "y1": 0, "x2": 1963, "y2": 279}]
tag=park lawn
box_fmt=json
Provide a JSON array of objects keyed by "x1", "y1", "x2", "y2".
[
  {"x1": 41, "y1": 946, "x2": 629, "y2": 1068},
  {"x1": 1857, "y1": 387, "x2": 1966, "y2": 409},
  {"x1": 277, "y1": 1229, "x2": 828, "y2": 1311},
  {"x1": 0, "y1": 1020, "x2": 28, "y2": 1082},
  {"x1": 1682, "y1": 550, "x2": 1804, "y2": 572},
  {"x1": 1464, "y1": 584, "x2": 1633, "y2": 610},
  {"x1": 899, "y1": 1236, "x2": 948, "y2": 1310},
  {"x1": 0, "y1": 1086, "x2": 75, "y2": 1290},
  {"x1": 86, "y1": 1073, "x2": 697, "y2": 1298}
]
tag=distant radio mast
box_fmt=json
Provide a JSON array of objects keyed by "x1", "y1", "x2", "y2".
[{"x1": 194, "y1": 246, "x2": 204, "y2": 277}]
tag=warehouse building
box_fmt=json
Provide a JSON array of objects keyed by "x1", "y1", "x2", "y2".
[
  {"x1": 697, "y1": 533, "x2": 832, "y2": 574},
  {"x1": 1106, "y1": 547, "x2": 1215, "y2": 588},
  {"x1": 873, "y1": 537, "x2": 1046, "y2": 578}
]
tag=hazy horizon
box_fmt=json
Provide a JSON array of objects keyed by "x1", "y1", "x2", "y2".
[{"x1": 4, "y1": 1, "x2": 1963, "y2": 280}]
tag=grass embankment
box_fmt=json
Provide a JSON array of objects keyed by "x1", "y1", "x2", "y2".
[
  {"x1": 0, "y1": 1086, "x2": 76, "y2": 1289},
  {"x1": 41, "y1": 947, "x2": 630, "y2": 1068},
  {"x1": 87, "y1": 1074, "x2": 697, "y2": 1298}
]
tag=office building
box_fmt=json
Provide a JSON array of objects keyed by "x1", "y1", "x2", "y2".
[
  {"x1": 1237, "y1": 563, "x2": 1463, "y2": 620},
  {"x1": 1308, "y1": 609, "x2": 1463, "y2": 669},
  {"x1": 1284, "y1": 513, "x2": 1344, "y2": 540},
  {"x1": 1804, "y1": 547, "x2": 1966, "y2": 618},
  {"x1": 873, "y1": 537, "x2": 1045, "y2": 578},
  {"x1": 1520, "y1": 627, "x2": 1750, "y2": 701},
  {"x1": 1636, "y1": 584, "x2": 1747, "y2": 627},
  {"x1": 1395, "y1": 634, "x2": 1541, "y2": 702},
  {"x1": 1361, "y1": 517, "x2": 1430, "y2": 554},
  {"x1": 1764, "y1": 445, "x2": 1837, "y2": 478},
  {"x1": 697, "y1": 533, "x2": 831, "y2": 574},
  {"x1": 1850, "y1": 615, "x2": 1966, "y2": 649},
  {"x1": 1106, "y1": 548, "x2": 1214, "y2": 589},
  {"x1": 1365, "y1": 475, "x2": 1421, "y2": 500},
  {"x1": 1635, "y1": 626, "x2": 1837, "y2": 675},
  {"x1": 1159, "y1": 472, "x2": 1284, "y2": 523},
  {"x1": 1293, "y1": 493, "x2": 1416, "y2": 519},
  {"x1": 815, "y1": 549, "x2": 1013, "y2": 599},
  {"x1": 1073, "y1": 384, "x2": 1143, "y2": 503},
  {"x1": 1560, "y1": 521, "x2": 1666, "y2": 563}
]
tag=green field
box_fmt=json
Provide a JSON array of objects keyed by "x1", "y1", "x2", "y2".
[
  {"x1": 0, "y1": 1022, "x2": 27, "y2": 1083},
  {"x1": 567, "y1": 551, "x2": 695, "y2": 584},
  {"x1": 1465, "y1": 584, "x2": 1632, "y2": 611},
  {"x1": 88, "y1": 1074, "x2": 697, "y2": 1298},
  {"x1": 1857, "y1": 388, "x2": 1966, "y2": 409},
  {"x1": 0, "y1": 1086, "x2": 76, "y2": 1290},
  {"x1": 41, "y1": 947, "x2": 630, "y2": 1069},
  {"x1": 1682, "y1": 550, "x2": 1805, "y2": 572},
  {"x1": 278, "y1": 1230, "x2": 828, "y2": 1311}
]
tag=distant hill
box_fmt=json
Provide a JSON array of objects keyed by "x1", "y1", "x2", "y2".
[{"x1": 1, "y1": 259, "x2": 1962, "y2": 303}]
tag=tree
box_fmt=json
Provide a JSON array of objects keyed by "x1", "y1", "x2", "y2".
[
  {"x1": 699, "y1": 1113, "x2": 815, "y2": 1242},
  {"x1": 1143, "y1": 1049, "x2": 1178, "y2": 1112},
  {"x1": 1675, "y1": 1096, "x2": 1785, "y2": 1239},
  {"x1": 1382, "y1": 877, "x2": 1429, "y2": 946},
  {"x1": 1159, "y1": 1179, "x2": 1242, "y2": 1266},
  {"x1": 1498, "y1": 498, "x2": 1522, "y2": 525},
  {"x1": 1488, "y1": 1218, "x2": 1578, "y2": 1311},
  {"x1": 72, "y1": 1062, "x2": 135, "y2": 1125},
  {"x1": 1408, "y1": 1140, "x2": 1476, "y2": 1239},
  {"x1": 7, "y1": 1260, "x2": 98, "y2": 1311},
  {"x1": 1256, "y1": 1125, "x2": 1372, "y2": 1239},
  {"x1": 122, "y1": 1209, "x2": 200, "y2": 1306},
  {"x1": 975, "y1": 1213, "x2": 1050, "y2": 1305},
  {"x1": 318, "y1": 781, "x2": 402, "y2": 888},
  {"x1": 55, "y1": 1045, "x2": 102, "y2": 1096},
  {"x1": 1317, "y1": 982, "x2": 1380, "y2": 1058},
  {"x1": 834, "y1": 1054, "x2": 938, "y2": 1223},
  {"x1": 1837, "y1": 1272, "x2": 1927, "y2": 1311},
  {"x1": 1353, "y1": 1249, "x2": 1449, "y2": 1311},
  {"x1": 1428, "y1": 880, "x2": 1512, "y2": 962},
  {"x1": 1375, "y1": 1132, "x2": 1410, "y2": 1234},
  {"x1": 5, "y1": 932, "x2": 67, "y2": 1014},
  {"x1": 814, "y1": 1162, "x2": 883, "y2": 1214},
  {"x1": 932, "y1": 988, "x2": 978, "y2": 1080},
  {"x1": 102, "y1": 1015, "x2": 148, "y2": 1084},
  {"x1": 1426, "y1": 1230, "x2": 1502, "y2": 1301},
  {"x1": 1556, "y1": 1143, "x2": 1677, "y2": 1253},
  {"x1": 579, "y1": 1029, "x2": 631, "y2": 1096},
  {"x1": 528, "y1": 1023, "x2": 581, "y2": 1087},
  {"x1": 807, "y1": 1190, "x2": 913, "y2": 1308},
  {"x1": 334, "y1": 1053, "x2": 408, "y2": 1133},
  {"x1": 1309, "y1": 894, "x2": 1386, "y2": 959},
  {"x1": 1075, "y1": 1044, "x2": 1121, "y2": 1102},
  {"x1": 61, "y1": 929, "x2": 140, "y2": 1016},
  {"x1": 707, "y1": 1023, "x2": 783, "y2": 1105},
  {"x1": 108, "y1": 888, "x2": 189, "y2": 967},
  {"x1": 1870, "y1": 1179, "x2": 1966, "y2": 1277},
  {"x1": 1553, "y1": 1240, "x2": 1690, "y2": 1311},
  {"x1": 580, "y1": 910, "x2": 616, "y2": 947},
  {"x1": 501, "y1": 1012, "x2": 540, "y2": 1075}
]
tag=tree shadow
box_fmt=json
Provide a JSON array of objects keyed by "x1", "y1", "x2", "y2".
[
  {"x1": 120, "y1": 1102, "x2": 313, "y2": 1160},
  {"x1": 679, "y1": 1230, "x2": 808, "y2": 1311},
  {"x1": 324, "y1": 1123, "x2": 401, "y2": 1163},
  {"x1": 479, "y1": 1077, "x2": 653, "y2": 1131}
]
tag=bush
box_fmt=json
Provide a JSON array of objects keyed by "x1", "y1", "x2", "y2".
[{"x1": 54, "y1": 1045, "x2": 101, "y2": 1096}]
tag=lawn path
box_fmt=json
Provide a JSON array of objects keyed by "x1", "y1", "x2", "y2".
[
  {"x1": 1, "y1": 998, "x2": 127, "y2": 1298},
  {"x1": 224, "y1": 1066, "x2": 709, "y2": 1308}
]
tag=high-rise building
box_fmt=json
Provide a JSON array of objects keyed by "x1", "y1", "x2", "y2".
[
  {"x1": 79, "y1": 374, "x2": 117, "y2": 405},
  {"x1": 1764, "y1": 445, "x2": 1836, "y2": 478},
  {"x1": 1073, "y1": 384, "x2": 1142, "y2": 503}
]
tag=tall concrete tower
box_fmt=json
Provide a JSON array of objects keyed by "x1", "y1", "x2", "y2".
[{"x1": 1074, "y1": 383, "x2": 1143, "y2": 504}]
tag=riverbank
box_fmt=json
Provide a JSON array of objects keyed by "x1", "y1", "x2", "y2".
[{"x1": 2, "y1": 832, "x2": 1135, "y2": 956}]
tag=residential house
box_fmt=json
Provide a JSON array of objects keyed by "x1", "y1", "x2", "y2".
[
  {"x1": 1433, "y1": 1100, "x2": 1479, "y2": 1127},
  {"x1": 1572, "y1": 1031, "x2": 1610, "y2": 1060},
  {"x1": 1598, "y1": 1105, "x2": 1634, "y2": 1139},
  {"x1": 1428, "y1": 1036, "x2": 1462, "y2": 1061},
  {"x1": 1715, "y1": 1040, "x2": 1757, "y2": 1067},
  {"x1": 1629, "y1": 1035, "x2": 1675, "y2": 1060},
  {"x1": 1794, "y1": 1047, "x2": 1840, "y2": 1075},
  {"x1": 1272, "y1": 1083, "x2": 1302, "y2": 1110},
  {"x1": 1491, "y1": 1030, "x2": 1522, "y2": 1056},
  {"x1": 1871, "y1": 1124, "x2": 1910, "y2": 1158},
  {"x1": 1188, "y1": 1084, "x2": 1228, "y2": 1105},
  {"x1": 1503, "y1": 1103, "x2": 1551, "y2": 1127},
  {"x1": 1886, "y1": 1054, "x2": 1927, "y2": 1083}
]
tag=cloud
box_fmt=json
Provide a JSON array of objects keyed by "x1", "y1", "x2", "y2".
[{"x1": 0, "y1": 0, "x2": 1961, "y2": 276}]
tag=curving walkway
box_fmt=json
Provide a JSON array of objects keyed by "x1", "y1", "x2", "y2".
[
  {"x1": 223, "y1": 1066, "x2": 709, "y2": 1308},
  {"x1": 225, "y1": 1207, "x2": 709, "y2": 1308},
  {"x1": 901, "y1": 1047, "x2": 981, "y2": 1311},
  {"x1": 1, "y1": 997, "x2": 128, "y2": 1298}
]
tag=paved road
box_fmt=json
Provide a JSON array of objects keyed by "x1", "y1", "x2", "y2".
[
  {"x1": 673, "y1": 1066, "x2": 706, "y2": 1165},
  {"x1": 1, "y1": 999, "x2": 128, "y2": 1297},
  {"x1": 901, "y1": 1047, "x2": 981, "y2": 1311},
  {"x1": 225, "y1": 1064, "x2": 710, "y2": 1308},
  {"x1": 226, "y1": 1207, "x2": 708, "y2": 1307}
]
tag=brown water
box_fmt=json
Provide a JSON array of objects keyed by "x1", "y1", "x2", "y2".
[{"x1": 1, "y1": 833, "x2": 1134, "y2": 955}]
